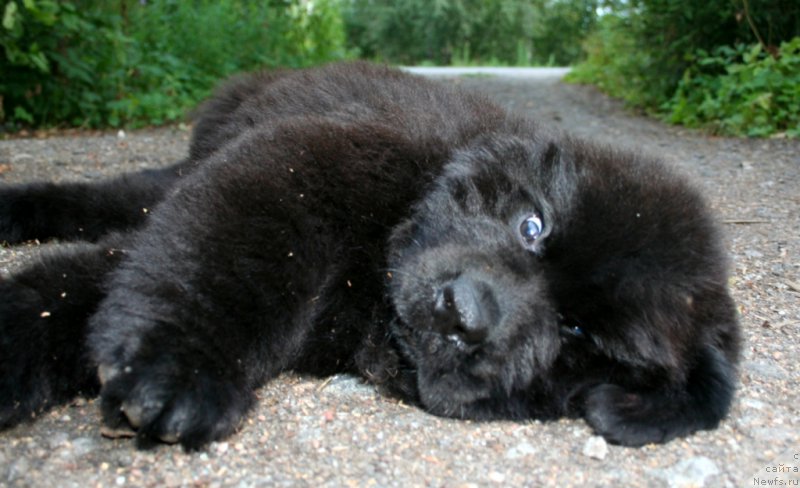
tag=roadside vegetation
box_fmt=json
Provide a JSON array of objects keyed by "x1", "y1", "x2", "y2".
[
  {"x1": 1, "y1": 0, "x2": 346, "y2": 128},
  {"x1": 1, "y1": 0, "x2": 798, "y2": 137},
  {"x1": 567, "y1": 0, "x2": 800, "y2": 137}
]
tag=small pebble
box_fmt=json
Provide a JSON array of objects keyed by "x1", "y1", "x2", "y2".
[
  {"x1": 582, "y1": 436, "x2": 608, "y2": 460},
  {"x1": 488, "y1": 472, "x2": 505, "y2": 482},
  {"x1": 661, "y1": 456, "x2": 719, "y2": 488},
  {"x1": 505, "y1": 441, "x2": 537, "y2": 459}
]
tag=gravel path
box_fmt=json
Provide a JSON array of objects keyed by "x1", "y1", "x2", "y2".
[{"x1": 1, "y1": 73, "x2": 798, "y2": 488}]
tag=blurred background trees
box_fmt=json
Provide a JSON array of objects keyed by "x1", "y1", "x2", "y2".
[
  {"x1": 1, "y1": 0, "x2": 798, "y2": 136},
  {"x1": 342, "y1": 0, "x2": 597, "y2": 66}
]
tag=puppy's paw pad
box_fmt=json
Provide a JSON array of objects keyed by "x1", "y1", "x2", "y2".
[{"x1": 100, "y1": 358, "x2": 251, "y2": 449}]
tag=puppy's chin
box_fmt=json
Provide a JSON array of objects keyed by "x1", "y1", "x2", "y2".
[
  {"x1": 391, "y1": 321, "x2": 551, "y2": 420},
  {"x1": 413, "y1": 360, "x2": 532, "y2": 421},
  {"x1": 417, "y1": 370, "x2": 494, "y2": 416}
]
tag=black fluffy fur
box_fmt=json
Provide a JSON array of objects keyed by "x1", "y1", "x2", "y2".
[{"x1": 0, "y1": 62, "x2": 740, "y2": 449}]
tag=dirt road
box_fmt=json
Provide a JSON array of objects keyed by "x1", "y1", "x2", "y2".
[{"x1": 1, "y1": 72, "x2": 798, "y2": 487}]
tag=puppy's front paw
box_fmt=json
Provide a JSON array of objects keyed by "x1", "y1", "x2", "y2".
[
  {"x1": 583, "y1": 384, "x2": 669, "y2": 447},
  {"x1": 99, "y1": 352, "x2": 253, "y2": 450}
]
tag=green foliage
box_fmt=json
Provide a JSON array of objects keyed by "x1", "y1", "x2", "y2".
[
  {"x1": 1, "y1": 1, "x2": 120, "y2": 125},
  {"x1": 667, "y1": 39, "x2": 800, "y2": 137},
  {"x1": 342, "y1": 0, "x2": 598, "y2": 66},
  {"x1": 567, "y1": 0, "x2": 800, "y2": 136},
  {"x1": 566, "y1": 14, "x2": 665, "y2": 108},
  {"x1": 1, "y1": 0, "x2": 348, "y2": 128},
  {"x1": 568, "y1": 0, "x2": 747, "y2": 109}
]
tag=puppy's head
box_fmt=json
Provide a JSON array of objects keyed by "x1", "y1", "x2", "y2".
[{"x1": 387, "y1": 133, "x2": 735, "y2": 419}]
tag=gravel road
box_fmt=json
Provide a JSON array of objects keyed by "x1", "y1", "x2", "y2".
[{"x1": 1, "y1": 72, "x2": 798, "y2": 488}]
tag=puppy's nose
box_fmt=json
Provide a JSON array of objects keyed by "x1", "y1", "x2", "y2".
[{"x1": 432, "y1": 277, "x2": 497, "y2": 344}]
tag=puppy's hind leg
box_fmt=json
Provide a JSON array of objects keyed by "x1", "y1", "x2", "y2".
[
  {"x1": 0, "y1": 160, "x2": 191, "y2": 244},
  {"x1": 583, "y1": 344, "x2": 738, "y2": 446},
  {"x1": 0, "y1": 235, "x2": 126, "y2": 428}
]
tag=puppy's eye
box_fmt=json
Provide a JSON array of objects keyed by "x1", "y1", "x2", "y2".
[
  {"x1": 561, "y1": 325, "x2": 586, "y2": 338},
  {"x1": 563, "y1": 325, "x2": 586, "y2": 337},
  {"x1": 519, "y1": 213, "x2": 543, "y2": 243}
]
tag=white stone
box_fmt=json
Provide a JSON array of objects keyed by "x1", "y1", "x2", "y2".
[
  {"x1": 663, "y1": 456, "x2": 720, "y2": 488},
  {"x1": 582, "y1": 435, "x2": 609, "y2": 460}
]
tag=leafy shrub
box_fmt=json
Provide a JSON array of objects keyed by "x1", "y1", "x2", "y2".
[
  {"x1": 567, "y1": 1, "x2": 755, "y2": 111},
  {"x1": 1, "y1": 1, "x2": 125, "y2": 126},
  {"x1": 106, "y1": 0, "x2": 347, "y2": 127},
  {"x1": 567, "y1": 0, "x2": 800, "y2": 136},
  {"x1": 1, "y1": 0, "x2": 348, "y2": 129},
  {"x1": 565, "y1": 14, "x2": 668, "y2": 109},
  {"x1": 667, "y1": 38, "x2": 800, "y2": 137}
]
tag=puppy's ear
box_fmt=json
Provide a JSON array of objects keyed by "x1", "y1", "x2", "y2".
[{"x1": 541, "y1": 141, "x2": 561, "y2": 167}]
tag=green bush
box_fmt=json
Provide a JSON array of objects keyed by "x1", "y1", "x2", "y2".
[
  {"x1": 567, "y1": 1, "x2": 753, "y2": 110},
  {"x1": 1, "y1": 1, "x2": 123, "y2": 126},
  {"x1": 106, "y1": 0, "x2": 347, "y2": 127},
  {"x1": 667, "y1": 38, "x2": 800, "y2": 137},
  {"x1": 1, "y1": 0, "x2": 348, "y2": 129},
  {"x1": 567, "y1": 0, "x2": 800, "y2": 136},
  {"x1": 565, "y1": 14, "x2": 666, "y2": 109}
]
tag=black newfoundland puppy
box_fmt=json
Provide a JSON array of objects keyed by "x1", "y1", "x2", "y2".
[{"x1": 0, "y1": 62, "x2": 740, "y2": 449}]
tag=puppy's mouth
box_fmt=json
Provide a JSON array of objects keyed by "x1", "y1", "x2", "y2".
[
  {"x1": 390, "y1": 318, "x2": 531, "y2": 419},
  {"x1": 414, "y1": 334, "x2": 496, "y2": 410}
]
